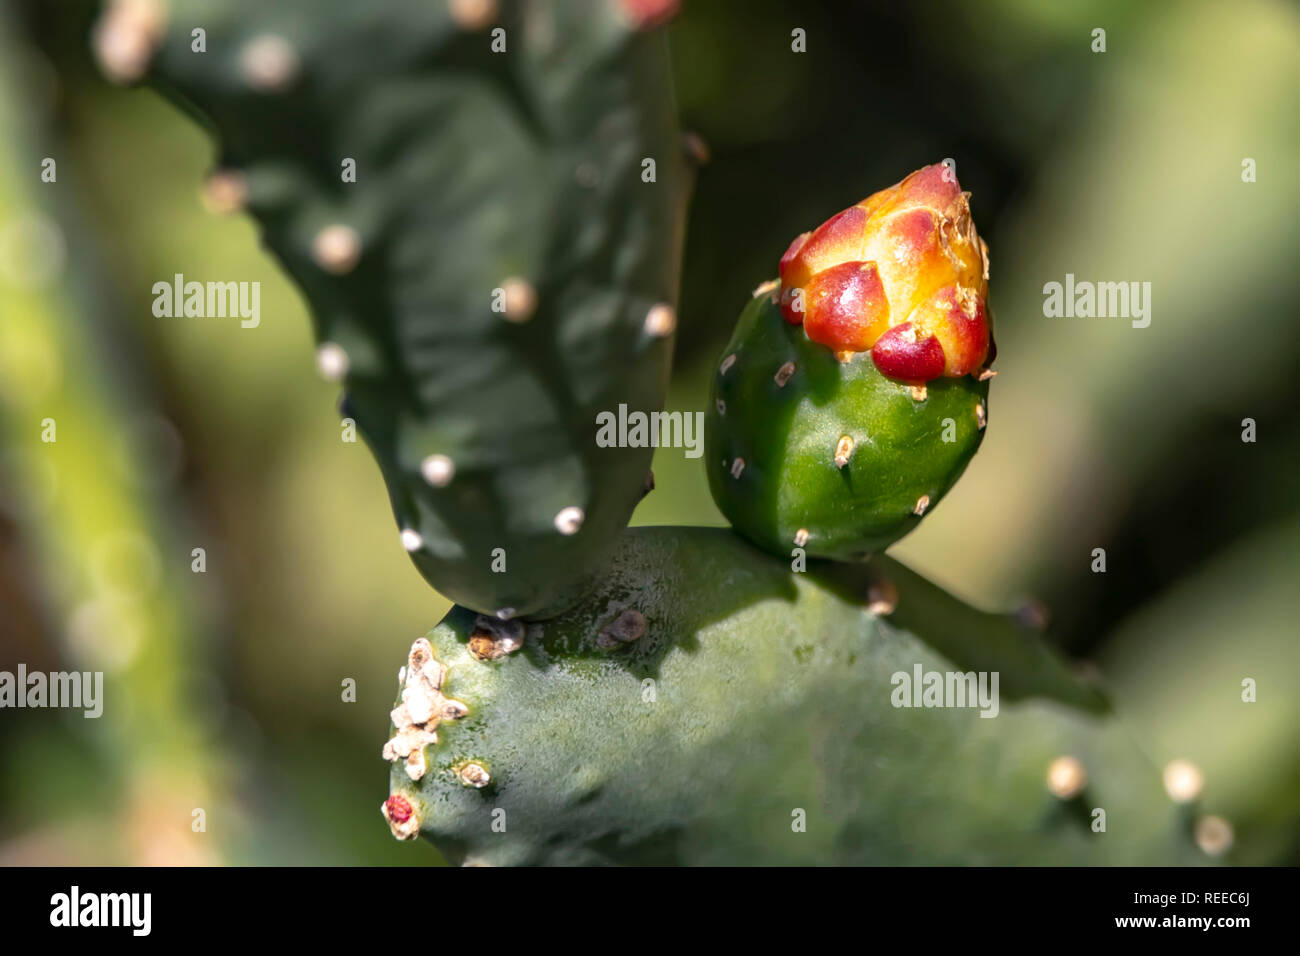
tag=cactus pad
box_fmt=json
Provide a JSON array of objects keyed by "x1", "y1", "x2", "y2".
[
  {"x1": 384, "y1": 527, "x2": 1211, "y2": 866},
  {"x1": 108, "y1": 0, "x2": 691, "y2": 619}
]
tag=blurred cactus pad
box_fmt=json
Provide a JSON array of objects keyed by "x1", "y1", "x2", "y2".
[{"x1": 108, "y1": 0, "x2": 691, "y2": 619}]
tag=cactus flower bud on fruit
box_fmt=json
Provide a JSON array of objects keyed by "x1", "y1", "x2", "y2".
[
  {"x1": 777, "y1": 163, "x2": 993, "y2": 382},
  {"x1": 705, "y1": 163, "x2": 993, "y2": 560}
]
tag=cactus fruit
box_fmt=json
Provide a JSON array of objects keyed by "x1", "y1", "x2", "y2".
[
  {"x1": 706, "y1": 164, "x2": 994, "y2": 560},
  {"x1": 105, "y1": 0, "x2": 692, "y2": 619},
  {"x1": 384, "y1": 527, "x2": 1214, "y2": 866}
]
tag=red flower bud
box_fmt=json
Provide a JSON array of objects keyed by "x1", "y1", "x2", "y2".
[{"x1": 777, "y1": 163, "x2": 993, "y2": 381}]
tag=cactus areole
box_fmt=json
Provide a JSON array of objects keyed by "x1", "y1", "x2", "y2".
[{"x1": 706, "y1": 164, "x2": 995, "y2": 561}]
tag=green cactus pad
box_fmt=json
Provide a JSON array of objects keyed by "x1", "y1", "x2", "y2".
[
  {"x1": 385, "y1": 527, "x2": 1212, "y2": 866},
  {"x1": 705, "y1": 289, "x2": 988, "y2": 561},
  {"x1": 133, "y1": 0, "x2": 691, "y2": 619}
]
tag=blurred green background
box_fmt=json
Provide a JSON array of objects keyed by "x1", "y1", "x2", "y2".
[{"x1": 1, "y1": 0, "x2": 1297, "y2": 865}]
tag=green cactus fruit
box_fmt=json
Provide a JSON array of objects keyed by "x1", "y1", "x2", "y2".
[
  {"x1": 706, "y1": 289, "x2": 989, "y2": 560},
  {"x1": 706, "y1": 164, "x2": 994, "y2": 561},
  {"x1": 383, "y1": 527, "x2": 1217, "y2": 866},
  {"x1": 99, "y1": 0, "x2": 691, "y2": 619}
]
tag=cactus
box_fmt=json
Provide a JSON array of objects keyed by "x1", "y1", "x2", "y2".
[
  {"x1": 383, "y1": 527, "x2": 1215, "y2": 866},
  {"x1": 706, "y1": 164, "x2": 993, "y2": 559},
  {"x1": 87, "y1": 3, "x2": 1250, "y2": 867},
  {"x1": 97, "y1": 0, "x2": 691, "y2": 619}
]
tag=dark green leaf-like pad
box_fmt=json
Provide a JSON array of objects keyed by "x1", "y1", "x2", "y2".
[{"x1": 139, "y1": 0, "x2": 690, "y2": 618}]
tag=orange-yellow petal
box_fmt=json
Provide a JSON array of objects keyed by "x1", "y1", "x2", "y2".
[
  {"x1": 803, "y1": 261, "x2": 890, "y2": 352},
  {"x1": 773, "y1": 162, "x2": 993, "y2": 382}
]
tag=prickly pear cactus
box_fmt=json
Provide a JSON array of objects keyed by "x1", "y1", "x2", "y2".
[
  {"x1": 95, "y1": 0, "x2": 691, "y2": 619},
  {"x1": 706, "y1": 164, "x2": 994, "y2": 560},
  {"x1": 383, "y1": 527, "x2": 1215, "y2": 866}
]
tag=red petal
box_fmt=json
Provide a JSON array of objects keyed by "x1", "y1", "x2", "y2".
[
  {"x1": 905, "y1": 285, "x2": 990, "y2": 377},
  {"x1": 894, "y1": 163, "x2": 962, "y2": 212},
  {"x1": 871, "y1": 322, "x2": 947, "y2": 382},
  {"x1": 779, "y1": 231, "x2": 811, "y2": 281},
  {"x1": 803, "y1": 261, "x2": 889, "y2": 352},
  {"x1": 788, "y1": 205, "x2": 867, "y2": 278},
  {"x1": 940, "y1": 294, "x2": 989, "y2": 376}
]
